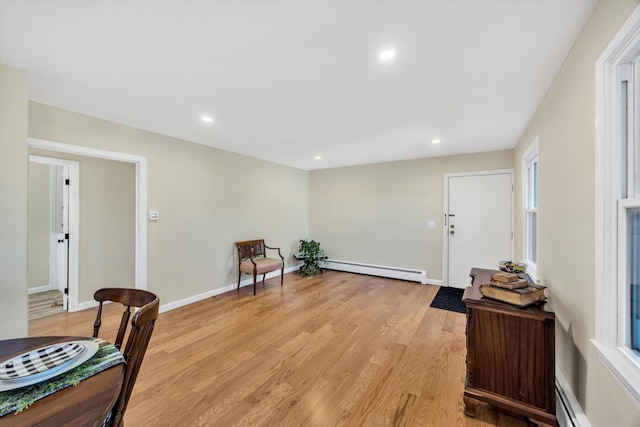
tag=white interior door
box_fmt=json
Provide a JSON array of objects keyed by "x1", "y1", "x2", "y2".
[
  {"x1": 53, "y1": 165, "x2": 70, "y2": 311},
  {"x1": 30, "y1": 155, "x2": 78, "y2": 313},
  {"x1": 445, "y1": 171, "x2": 513, "y2": 288}
]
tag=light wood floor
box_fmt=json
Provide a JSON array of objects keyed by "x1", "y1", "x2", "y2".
[
  {"x1": 28, "y1": 290, "x2": 64, "y2": 320},
  {"x1": 29, "y1": 271, "x2": 529, "y2": 426}
]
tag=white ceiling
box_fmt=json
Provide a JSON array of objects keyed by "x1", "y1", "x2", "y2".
[{"x1": 0, "y1": 0, "x2": 596, "y2": 170}]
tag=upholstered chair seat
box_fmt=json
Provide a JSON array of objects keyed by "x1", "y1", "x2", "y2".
[{"x1": 240, "y1": 257, "x2": 283, "y2": 275}]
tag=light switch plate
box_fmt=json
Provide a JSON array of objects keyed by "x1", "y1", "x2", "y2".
[
  {"x1": 148, "y1": 211, "x2": 159, "y2": 222},
  {"x1": 428, "y1": 220, "x2": 436, "y2": 228}
]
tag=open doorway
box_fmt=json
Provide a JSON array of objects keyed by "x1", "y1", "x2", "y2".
[
  {"x1": 28, "y1": 145, "x2": 141, "y2": 322},
  {"x1": 27, "y1": 137, "x2": 148, "y2": 316}
]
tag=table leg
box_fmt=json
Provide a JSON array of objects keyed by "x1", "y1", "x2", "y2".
[{"x1": 463, "y1": 394, "x2": 480, "y2": 417}]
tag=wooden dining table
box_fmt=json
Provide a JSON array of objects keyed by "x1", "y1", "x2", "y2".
[{"x1": 0, "y1": 336, "x2": 124, "y2": 427}]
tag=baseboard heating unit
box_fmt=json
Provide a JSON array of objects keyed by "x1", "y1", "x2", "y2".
[
  {"x1": 323, "y1": 259, "x2": 428, "y2": 284},
  {"x1": 555, "y1": 366, "x2": 590, "y2": 427}
]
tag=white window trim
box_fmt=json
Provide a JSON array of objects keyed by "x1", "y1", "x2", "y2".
[
  {"x1": 593, "y1": 4, "x2": 640, "y2": 410},
  {"x1": 522, "y1": 136, "x2": 540, "y2": 281},
  {"x1": 618, "y1": 198, "x2": 640, "y2": 360}
]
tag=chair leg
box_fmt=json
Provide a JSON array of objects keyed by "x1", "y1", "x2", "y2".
[
  {"x1": 280, "y1": 266, "x2": 284, "y2": 286},
  {"x1": 237, "y1": 268, "x2": 241, "y2": 290},
  {"x1": 253, "y1": 270, "x2": 257, "y2": 295},
  {"x1": 262, "y1": 273, "x2": 266, "y2": 284}
]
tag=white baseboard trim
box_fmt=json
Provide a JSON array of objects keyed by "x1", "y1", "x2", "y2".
[
  {"x1": 71, "y1": 267, "x2": 302, "y2": 314},
  {"x1": 323, "y1": 259, "x2": 428, "y2": 284},
  {"x1": 159, "y1": 265, "x2": 301, "y2": 314},
  {"x1": 28, "y1": 285, "x2": 53, "y2": 295},
  {"x1": 75, "y1": 300, "x2": 100, "y2": 311},
  {"x1": 72, "y1": 263, "x2": 432, "y2": 315},
  {"x1": 556, "y1": 365, "x2": 591, "y2": 427},
  {"x1": 159, "y1": 288, "x2": 228, "y2": 314}
]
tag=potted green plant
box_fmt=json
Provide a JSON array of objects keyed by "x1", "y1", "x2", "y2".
[{"x1": 298, "y1": 239, "x2": 327, "y2": 277}]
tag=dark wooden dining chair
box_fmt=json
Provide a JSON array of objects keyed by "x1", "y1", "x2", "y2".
[
  {"x1": 93, "y1": 288, "x2": 159, "y2": 427},
  {"x1": 235, "y1": 239, "x2": 284, "y2": 295}
]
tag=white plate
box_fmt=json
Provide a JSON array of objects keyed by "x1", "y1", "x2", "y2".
[
  {"x1": 0, "y1": 342, "x2": 85, "y2": 381},
  {"x1": 0, "y1": 340, "x2": 100, "y2": 392}
]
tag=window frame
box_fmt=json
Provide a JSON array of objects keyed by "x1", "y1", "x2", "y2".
[
  {"x1": 522, "y1": 137, "x2": 540, "y2": 281},
  {"x1": 593, "y1": 5, "x2": 640, "y2": 409}
]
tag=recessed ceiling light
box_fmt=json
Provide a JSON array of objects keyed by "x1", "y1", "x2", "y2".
[
  {"x1": 201, "y1": 115, "x2": 214, "y2": 123},
  {"x1": 432, "y1": 139, "x2": 441, "y2": 144},
  {"x1": 379, "y1": 49, "x2": 396, "y2": 62},
  {"x1": 314, "y1": 156, "x2": 322, "y2": 160}
]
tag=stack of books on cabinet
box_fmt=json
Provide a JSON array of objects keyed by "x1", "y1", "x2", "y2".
[{"x1": 479, "y1": 272, "x2": 546, "y2": 307}]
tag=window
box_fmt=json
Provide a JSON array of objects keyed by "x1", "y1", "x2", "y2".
[
  {"x1": 619, "y1": 60, "x2": 640, "y2": 358},
  {"x1": 623, "y1": 203, "x2": 640, "y2": 355},
  {"x1": 522, "y1": 137, "x2": 540, "y2": 279},
  {"x1": 593, "y1": 6, "x2": 640, "y2": 407}
]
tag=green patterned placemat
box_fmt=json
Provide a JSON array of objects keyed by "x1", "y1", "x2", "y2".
[{"x1": 0, "y1": 338, "x2": 124, "y2": 416}]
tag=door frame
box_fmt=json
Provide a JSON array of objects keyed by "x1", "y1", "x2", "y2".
[
  {"x1": 442, "y1": 169, "x2": 514, "y2": 287},
  {"x1": 29, "y1": 138, "x2": 148, "y2": 310},
  {"x1": 29, "y1": 155, "x2": 79, "y2": 311}
]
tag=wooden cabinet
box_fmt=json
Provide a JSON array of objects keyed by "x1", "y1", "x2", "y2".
[{"x1": 463, "y1": 268, "x2": 556, "y2": 427}]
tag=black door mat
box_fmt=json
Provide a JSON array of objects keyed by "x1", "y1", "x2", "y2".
[{"x1": 429, "y1": 286, "x2": 466, "y2": 313}]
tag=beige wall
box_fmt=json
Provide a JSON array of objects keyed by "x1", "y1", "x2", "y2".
[
  {"x1": 309, "y1": 150, "x2": 513, "y2": 280},
  {"x1": 512, "y1": 1, "x2": 640, "y2": 425},
  {"x1": 29, "y1": 150, "x2": 136, "y2": 303},
  {"x1": 0, "y1": 64, "x2": 29, "y2": 339},
  {"x1": 29, "y1": 102, "x2": 309, "y2": 306},
  {"x1": 27, "y1": 162, "x2": 51, "y2": 290}
]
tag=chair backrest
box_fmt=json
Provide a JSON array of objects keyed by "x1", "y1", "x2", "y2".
[
  {"x1": 93, "y1": 288, "x2": 159, "y2": 427},
  {"x1": 236, "y1": 239, "x2": 265, "y2": 262}
]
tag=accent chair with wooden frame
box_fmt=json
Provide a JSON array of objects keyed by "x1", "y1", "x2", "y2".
[
  {"x1": 235, "y1": 239, "x2": 284, "y2": 295},
  {"x1": 93, "y1": 288, "x2": 159, "y2": 427}
]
